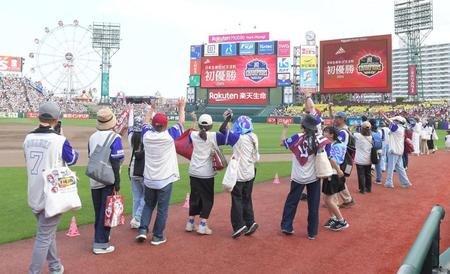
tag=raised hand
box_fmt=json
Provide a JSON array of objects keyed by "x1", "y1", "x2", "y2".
[
  {"x1": 178, "y1": 97, "x2": 186, "y2": 109},
  {"x1": 191, "y1": 111, "x2": 197, "y2": 122},
  {"x1": 151, "y1": 99, "x2": 157, "y2": 110}
]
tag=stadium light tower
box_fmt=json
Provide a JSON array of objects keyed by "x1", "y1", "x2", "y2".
[
  {"x1": 394, "y1": 0, "x2": 433, "y2": 100},
  {"x1": 91, "y1": 22, "x2": 121, "y2": 104}
]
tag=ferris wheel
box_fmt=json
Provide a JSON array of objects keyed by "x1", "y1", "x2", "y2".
[{"x1": 29, "y1": 20, "x2": 100, "y2": 98}]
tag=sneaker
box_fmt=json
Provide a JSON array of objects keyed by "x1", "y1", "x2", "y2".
[
  {"x1": 50, "y1": 265, "x2": 64, "y2": 274},
  {"x1": 339, "y1": 199, "x2": 355, "y2": 208},
  {"x1": 244, "y1": 223, "x2": 259, "y2": 236},
  {"x1": 330, "y1": 220, "x2": 349, "y2": 231},
  {"x1": 384, "y1": 184, "x2": 394, "y2": 189},
  {"x1": 323, "y1": 218, "x2": 337, "y2": 228},
  {"x1": 93, "y1": 246, "x2": 115, "y2": 255},
  {"x1": 281, "y1": 229, "x2": 294, "y2": 235},
  {"x1": 375, "y1": 181, "x2": 382, "y2": 185},
  {"x1": 308, "y1": 235, "x2": 316, "y2": 240},
  {"x1": 130, "y1": 218, "x2": 140, "y2": 229},
  {"x1": 185, "y1": 219, "x2": 195, "y2": 232},
  {"x1": 150, "y1": 236, "x2": 167, "y2": 246},
  {"x1": 232, "y1": 226, "x2": 247, "y2": 239},
  {"x1": 135, "y1": 232, "x2": 147, "y2": 242},
  {"x1": 400, "y1": 184, "x2": 412, "y2": 189},
  {"x1": 197, "y1": 223, "x2": 212, "y2": 235}
]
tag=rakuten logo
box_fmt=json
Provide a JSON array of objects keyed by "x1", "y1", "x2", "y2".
[{"x1": 209, "y1": 92, "x2": 238, "y2": 101}]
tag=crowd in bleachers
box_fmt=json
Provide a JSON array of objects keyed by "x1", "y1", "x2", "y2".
[
  {"x1": 0, "y1": 75, "x2": 89, "y2": 114},
  {"x1": 269, "y1": 101, "x2": 450, "y2": 121}
]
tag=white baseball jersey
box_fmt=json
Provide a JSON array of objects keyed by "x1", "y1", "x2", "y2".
[{"x1": 23, "y1": 128, "x2": 78, "y2": 213}]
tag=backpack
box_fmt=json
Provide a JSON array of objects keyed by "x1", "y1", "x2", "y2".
[
  {"x1": 86, "y1": 132, "x2": 116, "y2": 185},
  {"x1": 404, "y1": 129, "x2": 414, "y2": 154},
  {"x1": 365, "y1": 136, "x2": 380, "y2": 165},
  {"x1": 129, "y1": 144, "x2": 145, "y2": 178},
  {"x1": 340, "y1": 128, "x2": 355, "y2": 177},
  {"x1": 372, "y1": 131, "x2": 382, "y2": 150}
]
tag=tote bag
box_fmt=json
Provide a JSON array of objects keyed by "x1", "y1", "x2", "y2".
[
  {"x1": 43, "y1": 166, "x2": 81, "y2": 218},
  {"x1": 175, "y1": 128, "x2": 195, "y2": 160},
  {"x1": 104, "y1": 191, "x2": 125, "y2": 228},
  {"x1": 86, "y1": 132, "x2": 116, "y2": 185},
  {"x1": 222, "y1": 156, "x2": 239, "y2": 192},
  {"x1": 315, "y1": 148, "x2": 333, "y2": 179},
  {"x1": 210, "y1": 138, "x2": 228, "y2": 171}
]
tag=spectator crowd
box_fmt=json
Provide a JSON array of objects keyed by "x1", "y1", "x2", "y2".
[{"x1": 0, "y1": 75, "x2": 89, "y2": 114}]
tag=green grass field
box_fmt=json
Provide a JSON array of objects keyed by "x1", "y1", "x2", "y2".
[
  {"x1": 1, "y1": 118, "x2": 448, "y2": 152},
  {"x1": 0, "y1": 162, "x2": 292, "y2": 244},
  {"x1": 0, "y1": 118, "x2": 448, "y2": 244}
]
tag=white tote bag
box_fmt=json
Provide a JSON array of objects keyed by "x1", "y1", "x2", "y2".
[
  {"x1": 222, "y1": 156, "x2": 239, "y2": 192},
  {"x1": 315, "y1": 148, "x2": 333, "y2": 179},
  {"x1": 43, "y1": 166, "x2": 82, "y2": 218}
]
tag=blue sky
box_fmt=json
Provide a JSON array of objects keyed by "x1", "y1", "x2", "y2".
[{"x1": 1, "y1": 0, "x2": 449, "y2": 98}]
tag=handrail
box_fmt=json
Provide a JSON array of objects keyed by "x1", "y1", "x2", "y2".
[{"x1": 397, "y1": 205, "x2": 445, "y2": 274}]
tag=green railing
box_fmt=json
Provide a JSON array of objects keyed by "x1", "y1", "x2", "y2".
[{"x1": 397, "y1": 205, "x2": 446, "y2": 274}]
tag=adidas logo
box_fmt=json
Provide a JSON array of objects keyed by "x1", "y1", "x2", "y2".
[{"x1": 335, "y1": 47, "x2": 346, "y2": 55}]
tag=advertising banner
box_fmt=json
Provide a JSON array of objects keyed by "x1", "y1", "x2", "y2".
[
  {"x1": 239, "y1": 42, "x2": 256, "y2": 55},
  {"x1": 300, "y1": 69, "x2": 317, "y2": 91},
  {"x1": 204, "y1": 44, "x2": 219, "y2": 56},
  {"x1": 189, "y1": 75, "x2": 201, "y2": 87},
  {"x1": 277, "y1": 74, "x2": 291, "y2": 86},
  {"x1": 300, "y1": 56, "x2": 317, "y2": 69},
  {"x1": 63, "y1": 113, "x2": 90, "y2": 119},
  {"x1": 408, "y1": 65, "x2": 417, "y2": 96},
  {"x1": 0, "y1": 112, "x2": 19, "y2": 118},
  {"x1": 267, "y1": 117, "x2": 294, "y2": 124},
  {"x1": 190, "y1": 60, "x2": 201, "y2": 75},
  {"x1": 0, "y1": 56, "x2": 22, "y2": 72},
  {"x1": 320, "y1": 34, "x2": 392, "y2": 93},
  {"x1": 300, "y1": 45, "x2": 316, "y2": 56},
  {"x1": 209, "y1": 32, "x2": 270, "y2": 43},
  {"x1": 208, "y1": 88, "x2": 268, "y2": 104},
  {"x1": 221, "y1": 43, "x2": 237, "y2": 56},
  {"x1": 283, "y1": 86, "x2": 294, "y2": 104},
  {"x1": 168, "y1": 115, "x2": 180, "y2": 121},
  {"x1": 201, "y1": 55, "x2": 276, "y2": 88},
  {"x1": 267, "y1": 117, "x2": 277, "y2": 124},
  {"x1": 26, "y1": 112, "x2": 39, "y2": 118},
  {"x1": 277, "y1": 57, "x2": 290, "y2": 73},
  {"x1": 190, "y1": 45, "x2": 202, "y2": 60},
  {"x1": 277, "y1": 41, "x2": 291, "y2": 57},
  {"x1": 186, "y1": 87, "x2": 196, "y2": 103},
  {"x1": 258, "y1": 41, "x2": 275, "y2": 55}
]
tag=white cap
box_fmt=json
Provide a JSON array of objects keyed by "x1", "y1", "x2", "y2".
[
  {"x1": 392, "y1": 116, "x2": 406, "y2": 124},
  {"x1": 198, "y1": 114, "x2": 213, "y2": 126},
  {"x1": 361, "y1": 121, "x2": 371, "y2": 129}
]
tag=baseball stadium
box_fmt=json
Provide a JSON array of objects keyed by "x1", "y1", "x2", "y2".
[{"x1": 0, "y1": 0, "x2": 450, "y2": 273}]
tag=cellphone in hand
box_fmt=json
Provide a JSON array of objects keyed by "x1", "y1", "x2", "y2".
[
  {"x1": 226, "y1": 108, "x2": 233, "y2": 117},
  {"x1": 54, "y1": 121, "x2": 62, "y2": 134}
]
